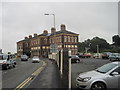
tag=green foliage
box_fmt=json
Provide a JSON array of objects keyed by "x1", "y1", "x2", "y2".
[
  {"x1": 78, "y1": 35, "x2": 120, "y2": 53},
  {"x1": 112, "y1": 35, "x2": 120, "y2": 46},
  {"x1": 78, "y1": 37, "x2": 110, "y2": 53}
]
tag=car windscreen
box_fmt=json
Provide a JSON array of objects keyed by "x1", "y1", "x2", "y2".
[
  {"x1": 96, "y1": 63, "x2": 117, "y2": 73},
  {"x1": 71, "y1": 56, "x2": 78, "y2": 58},
  {"x1": 33, "y1": 56, "x2": 39, "y2": 59},
  {"x1": 110, "y1": 53, "x2": 118, "y2": 56},
  {"x1": 21, "y1": 55, "x2": 27, "y2": 58},
  {"x1": 0, "y1": 55, "x2": 7, "y2": 60}
]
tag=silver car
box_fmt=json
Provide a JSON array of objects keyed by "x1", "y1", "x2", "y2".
[
  {"x1": 109, "y1": 53, "x2": 120, "y2": 61},
  {"x1": 76, "y1": 62, "x2": 120, "y2": 90},
  {"x1": 21, "y1": 55, "x2": 28, "y2": 61},
  {"x1": 32, "y1": 56, "x2": 40, "y2": 63}
]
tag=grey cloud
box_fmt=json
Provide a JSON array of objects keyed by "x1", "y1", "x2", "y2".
[{"x1": 1, "y1": 2, "x2": 118, "y2": 53}]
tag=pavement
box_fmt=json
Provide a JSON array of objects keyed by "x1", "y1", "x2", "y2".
[{"x1": 27, "y1": 58, "x2": 63, "y2": 89}]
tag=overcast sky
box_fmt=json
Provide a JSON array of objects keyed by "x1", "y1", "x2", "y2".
[{"x1": 0, "y1": 1, "x2": 118, "y2": 53}]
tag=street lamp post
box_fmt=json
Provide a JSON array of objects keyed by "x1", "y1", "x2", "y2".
[
  {"x1": 44, "y1": 13, "x2": 55, "y2": 28},
  {"x1": 97, "y1": 44, "x2": 99, "y2": 54}
]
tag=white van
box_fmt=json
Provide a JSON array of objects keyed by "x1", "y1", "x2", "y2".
[{"x1": 0, "y1": 54, "x2": 16, "y2": 70}]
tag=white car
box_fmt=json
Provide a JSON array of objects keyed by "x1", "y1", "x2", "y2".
[
  {"x1": 93, "y1": 53, "x2": 102, "y2": 59},
  {"x1": 21, "y1": 55, "x2": 28, "y2": 61},
  {"x1": 0, "y1": 54, "x2": 16, "y2": 70},
  {"x1": 76, "y1": 62, "x2": 120, "y2": 90},
  {"x1": 32, "y1": 56, "x2": 40, "y2": 63}
]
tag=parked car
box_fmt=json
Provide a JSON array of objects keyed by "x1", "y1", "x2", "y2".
[
  {"x1": 76, "y1": 62, "x2": 120, "y2": 90},
  {"x1": 0, "y1": 54, "x2": 16, "y2": 70},
  {"x1": 102, "y1": 52, "x2": 111, "y2": 59},
  {"x1": 76, "y1": 53, "x2": 91, "y2": 58},
  {"x1": 109, "y1": 53, "x2": 120, "y2": 61},
  {"x1": 32, "y1": 56, "x2": 40, "y2": 63},
  {"x1": 21, "y1": 55, "x2": 28, "y2": 61},
  {"x1": 93, "y1": 53, "x2": 102, "y2": 59},
  {"x1": 71, "y1": 55, "x2": 81, "y2": 63},
  {"x1": 76, "y1": 53, "x2": 83, "y2": 58},
  {"x1": 82, "y1": 54, "x2": 91, "y2": 58}
]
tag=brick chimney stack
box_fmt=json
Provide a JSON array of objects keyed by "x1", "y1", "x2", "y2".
[
  {"x1": 34, "y1": 33, "x2": 37, "y2": 37},
  {"x1": 24, "y1": 37, "x2": 28, "y2": 40},
  {"x1": 61, "y1": 24, "x2": 66, "y2": 31},
  {"x1": 51, "y1": 27, "x2": 56, "y2": 33},
  {"x1": 29, "y1": 35, "x2": 32, "y2": 39},
  {"x1": 43, "y1": 30, "x2": 48, "y2": 34}
]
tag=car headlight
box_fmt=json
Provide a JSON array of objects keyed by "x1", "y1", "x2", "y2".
[
  {"x1": 82, "y1": 77, "x2": 91, "y2": 82},
  {"x1": 2, "y1": 61, "x2": 7, "y2": 64},
  {"x1": 77, "y1": 77, "x2": 91, "y2": 82}
]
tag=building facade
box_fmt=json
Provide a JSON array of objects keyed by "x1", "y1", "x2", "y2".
[{"x1": 17, "y1": 24, "x2": 79, "y2": 57}]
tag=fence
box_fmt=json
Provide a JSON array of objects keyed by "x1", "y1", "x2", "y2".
[{"x1": 48, "y1": 48, "x2": 71, "y2": 88}]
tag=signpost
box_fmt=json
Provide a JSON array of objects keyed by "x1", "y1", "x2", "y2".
[{"x1": 85, "y1": 47, "x2": 90, "y2": 53}]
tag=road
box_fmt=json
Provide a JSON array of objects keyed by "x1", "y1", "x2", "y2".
[
  {"x1": 1, "y1": 57, "x2": 111, "y2": 89},
  {"x1": 71, "y1": 58, "x2": 111, "y2": 88},
  {"x1": 2, "y1": 58, "x2": 45, "y2": 89},
  {"x1": 2, "y1": 58, "x2": 62, "y2": 89}
]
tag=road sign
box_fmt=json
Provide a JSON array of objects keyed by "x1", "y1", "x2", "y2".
[{"x1": 50, "y1": 44, "x2": 58, "y2": 53}]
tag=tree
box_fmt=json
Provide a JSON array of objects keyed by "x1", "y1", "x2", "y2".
[
  {"x1": 78, "y1": 37, "x2": 110, "y2": 53},
  {"x1": 112, "y1": 35, "x2": 120, "y2": 46},
  {"x1": 89, "y1": 37, "x2": 110, "y2": 53},
  {"x1": 77, "y1": 42, "x2": 85, "y2": 52}
]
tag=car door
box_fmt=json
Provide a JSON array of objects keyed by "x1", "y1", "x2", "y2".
[
  {"x1": 7, "y1": 55, "x2": 12, "y2": 67},
  {"x1": 9, "y1": 55, "x2": 14, "y2": 67},
  {"x1": 118, "y1": 54, "x2": 120, "y2": 60},
  {"x1": 7, "y1": 58, "x2": 11, "y2": 68},
  {"x1": 107, "y1": 66, "x2": 120, "y2": 89}
]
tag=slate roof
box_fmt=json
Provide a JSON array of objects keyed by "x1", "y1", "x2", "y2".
[
  {"x1": 17, "y1": 38, "x2": 30, "y2": 43},
  {"x1": 17, "y1": 30, "x2": 79, "y2": 43},
  {"x1": 39, "y1": 33, "x2": 51, "y2": 36},
  {"x1": 50, "y1": 30, "x2": 79, "y2": 36}
]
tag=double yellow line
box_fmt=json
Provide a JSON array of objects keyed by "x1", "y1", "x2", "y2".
[
  {"x1": 14, "y1": 77, "x2": 32, "y2": 90},
  {"x1": 14, "y1": 60, "x2": 46, "y2": 90},
  {"x1": 32, "y1": 61, "x2": 46, "y2": 76}
]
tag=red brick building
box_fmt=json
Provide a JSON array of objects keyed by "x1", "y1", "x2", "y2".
[{"x1": 17, "y1": 24, "x2": 79, "y2": 57}]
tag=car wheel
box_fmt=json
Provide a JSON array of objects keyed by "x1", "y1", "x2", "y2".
[
  {"x1": 76, "y1": 60, "x2": 79, "y2": 63},
  {"x1": 116, "y1": 58, "x2": 119, "y2": 61},
  {"x1": 14, "y1": 62, "x2": 16, "y2": 65},
  {"x1": 5, "y1": 65, "x2": 9, "y2": 70},
  {"x1": 13, "y1": 64, "x2": 15, "y2": 68},
  {"x1": 91, "y1": 82, "x2": 106, "y2": 90}
]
